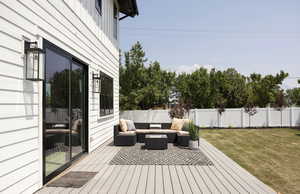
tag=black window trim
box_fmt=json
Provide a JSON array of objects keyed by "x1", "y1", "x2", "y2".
[
  {"x1": 99, "y1": 71, "x2": 114, "y2": 117},
  {"x1": 95, "y1": 0, "x2": 102, "y2": 15}
]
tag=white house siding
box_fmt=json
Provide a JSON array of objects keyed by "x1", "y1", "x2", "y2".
[{"x1": 0, "y1": 0, "x2": 119, "y2": 193}]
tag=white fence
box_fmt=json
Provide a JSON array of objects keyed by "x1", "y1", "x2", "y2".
[{"x1": 120, "y1": 107, "x2": 300, "y2": 128}]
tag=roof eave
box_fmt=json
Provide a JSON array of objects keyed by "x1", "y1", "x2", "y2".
[{"x1": 118, "y1": 0, "x2": 139, "y2": 17}]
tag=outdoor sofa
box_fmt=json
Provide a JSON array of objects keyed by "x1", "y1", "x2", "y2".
[{"x1": 114, "y1": 122, "x2": 190, "y2": 146}]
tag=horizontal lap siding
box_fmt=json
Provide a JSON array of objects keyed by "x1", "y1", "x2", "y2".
[{"x1": 0, "y1": 0, "x2": 119, "y2": 193}]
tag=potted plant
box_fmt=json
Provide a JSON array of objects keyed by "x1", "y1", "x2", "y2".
[{"x1": 187, "y1": 121, "x2": 199, "y2": 150}]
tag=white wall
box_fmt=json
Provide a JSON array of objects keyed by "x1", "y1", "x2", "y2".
[
  {"x1": 0, "y1": 0, "x2": 119, "y2": 193},
  {"x1": 121, "y1": 107, "x2": 300, "y2": 128}
]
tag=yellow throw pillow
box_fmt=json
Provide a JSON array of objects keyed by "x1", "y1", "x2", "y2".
[
  {"x1": 119, "y1": 119, "x2": 128, "y2": 132},
  {"x1": 170, "y1": 118, "x2": 185, "y2": 131}
]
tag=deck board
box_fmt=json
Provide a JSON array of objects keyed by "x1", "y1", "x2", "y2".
[
  {"x1": 181, "y1": 166, "x2": 203, "y2": 194},
  {"x1": 117, "y1": 165, "x2": 136, "y2": 194},
  {"x1": 37, "y1": 138, "x2": 276, "y2": 194},
  {"x1": 135, "y1": 165, "x2": 149, "y2": 194},
  {"x1": 126, "y1": 165, "x2": 142, "y2": 194},
  {"x1": 162, "y1": 165, "x2": 173, "y2": 194},
  {"x1": 146, "y1": 165, "x2": 155, "y2": 194},
  {"x1": 175, "y1": 166, "x2": 192, "y2": 194},
  {"x1": 154, "y1": 166, "x2": 164, "y2": 194},
  {"x1": 201, "y1": 139, "x2": 272, "y2": 193}
]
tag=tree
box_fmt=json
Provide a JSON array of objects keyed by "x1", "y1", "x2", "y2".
[
  {"x1": 272, "y1": 90, "x2": 288, "y2": 127},
  {"x1": 286, "y1": 88, "x2": 300, "y2": 106},
  {"x1": 215, "y1": 68, "x2": 248, "y2": 108},
  {"x1": 216, "y1": 95, "x2": 227, "y2": 115},
  {"x1": 138, "y1": 61, "x2": 175, "y2": 109},
  {"x1": 120, "y1": 42, "x2": 175, "y2": 110},
  {"x1": 120, "y1": 41, "x2": 148, "y2": 110},
  {"x1": 176, "y1": 68, "x2": 248, "y2": 109},
  {"x1": 176, "y1": 68, "x2": 211, "y2": 108},
  {"x1": 120, "y1": 42, "x2": 290, "y2": 111},
  {"x1": 244, "y1": 87, "x2": 257, "y2": 128},
  {"x1": 248, "y1": 71, "x2": 288, "y2": 107}
]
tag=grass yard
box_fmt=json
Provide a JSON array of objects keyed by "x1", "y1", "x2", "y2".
[{"x1": 201, "y1": 128, "x2": 300, "y2": 194}]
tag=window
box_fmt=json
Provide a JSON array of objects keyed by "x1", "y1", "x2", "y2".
[
  {"x1": 100, "y1": 72, "x2": 113, "y2": 117},
  {"x1": 96, "y1": 0, "x2": 102, "y2": 15},
  {"x1": 113, "y1": 3, "x2": 118, "y2": 39}
]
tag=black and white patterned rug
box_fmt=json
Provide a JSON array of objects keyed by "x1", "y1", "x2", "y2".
[{"x1": 109, "y1": 143, "x2": 213, "y2": 166}]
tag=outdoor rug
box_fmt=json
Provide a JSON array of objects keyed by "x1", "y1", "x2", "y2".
[
  {"x1": 109, "y1": 143, "x2": 213, "y2": 166},
  {"x1": 47, "y1": 171, "x2": 97, "y2": 188}
]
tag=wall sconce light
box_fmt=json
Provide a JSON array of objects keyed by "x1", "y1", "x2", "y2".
[
  {"x1": 92, "y1": 73, "x2": 101, "y2": 93},
  {"x1": 25, "y1": 41, "x2": 45, "y2": 81}
]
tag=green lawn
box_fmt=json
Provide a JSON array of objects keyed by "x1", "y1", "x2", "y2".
[{"x1": 201, "y1": 128, "x2": 300, "y2": 194}]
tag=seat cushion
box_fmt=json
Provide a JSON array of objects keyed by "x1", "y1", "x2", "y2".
[
  {"x1": 119, "y1": 131, "x2": 136, "y2": 136},
  {"x1": 177, "y1": 131, "x2": 189, "y2": 136},
  {"x1": 120, "y1": 119, "x2": 128, "y2": 132},
  {"x1": 149, "y1": 129, "x2": 177, "y2": 133},
  {"x1": 136, "y1": 129, "x2": 177, "y2": 134},
  {"x1": 135, "y1": 129, "x2": 150, "y2": 134}
]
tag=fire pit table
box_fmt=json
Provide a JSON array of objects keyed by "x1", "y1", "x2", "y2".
[{"x1": 145, "y1": 134, "x2": 168, "y2": 150}]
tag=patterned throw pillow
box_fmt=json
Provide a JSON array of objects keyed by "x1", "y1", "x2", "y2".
[
  {"x1": 119, "y1": 119, "x2": 128, "y2": 132},
  {"x1": 126, "y1": 120, "x2": 136, "y2": 131}
]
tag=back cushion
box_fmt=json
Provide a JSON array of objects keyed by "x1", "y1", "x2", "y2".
[
  {"x1": 126, "y1": 120, "x2": 136, "y2": 131},
  {"x1": 149, "y1": 123, "x2": 162, "y2": 129},
  {"x1": 120, "y1": 119, "x2": 128, "y2": 132}
]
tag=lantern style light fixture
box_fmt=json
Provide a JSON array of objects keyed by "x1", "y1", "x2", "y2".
[
  {"x1": 25, "y1": 41, "x2": 45, "y2": 81},
  {"x1": 92, "y1": 72, "x2": 101, "y2": 93}
]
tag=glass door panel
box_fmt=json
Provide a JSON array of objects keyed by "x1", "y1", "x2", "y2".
[
  {"x1": 44, "y1": 48, "x2": 70, "y2": 177},
  {"x1": 71, "y1": 61, "x2": 86, "y2": 158}
]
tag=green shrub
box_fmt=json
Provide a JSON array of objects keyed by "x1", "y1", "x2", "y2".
[{"x1": 188, "y1": 121, "x2": 199, "y2": 141}]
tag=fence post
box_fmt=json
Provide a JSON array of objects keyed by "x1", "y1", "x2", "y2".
[
  {"x1": 194, "y1": 109, "x2": 197, "y2": 126},
  {"x1": 218, "y1": 109, "x2": 221, "y2": 128},
  {"x1": 290, "y1": 107, "x2": 294, "y2": 127},
  {"x1": 267, "y1": 106, "x2": 270, "y2": 127},
  {"x1": 241, "y1": 108, "x2": 244, "y2": 128}
]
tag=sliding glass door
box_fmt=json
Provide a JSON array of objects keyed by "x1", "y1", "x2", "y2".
[
  {"x1": 71, "y1": 61, "x2": 86, "y2": 158},
  {"x1": 43, "y1": 41, "x2": 87, "y2": 182}
]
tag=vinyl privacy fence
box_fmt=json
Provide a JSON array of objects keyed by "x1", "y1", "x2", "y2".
[{"x1": 120, "y1": 107, "x2": 300, "y2": 128}]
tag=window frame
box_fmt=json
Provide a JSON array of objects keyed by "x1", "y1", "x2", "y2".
[
  {"x1": 95, "y1": 0, "x2": 102, "y2": 15},
  {"x1": 99, "y1": 72, "x2": 114, "y2": 117}
]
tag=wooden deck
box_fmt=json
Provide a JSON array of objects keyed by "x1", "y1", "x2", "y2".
[{"x1": 37, "y1": 139, "x2": 276, "y2": 194}]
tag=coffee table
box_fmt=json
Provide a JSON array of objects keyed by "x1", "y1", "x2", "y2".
[{"x1": 145, "y1": 134, "x2": 168, "y2": 150}]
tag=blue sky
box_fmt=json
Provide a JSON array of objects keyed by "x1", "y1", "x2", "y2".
[{"x1": 120, "y1": 0, "x2": 300, "y2": 88}]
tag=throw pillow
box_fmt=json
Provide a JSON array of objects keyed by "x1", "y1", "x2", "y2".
[
  {"x1": 170, "y1": 118, "x2": 185, "y2": 131},
  {"x1": 126, "y1": 120, "x2": 136, "y2": 131},
  {"x1": 119, "y1": 119, "x2": 128, "y2": 132}
]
